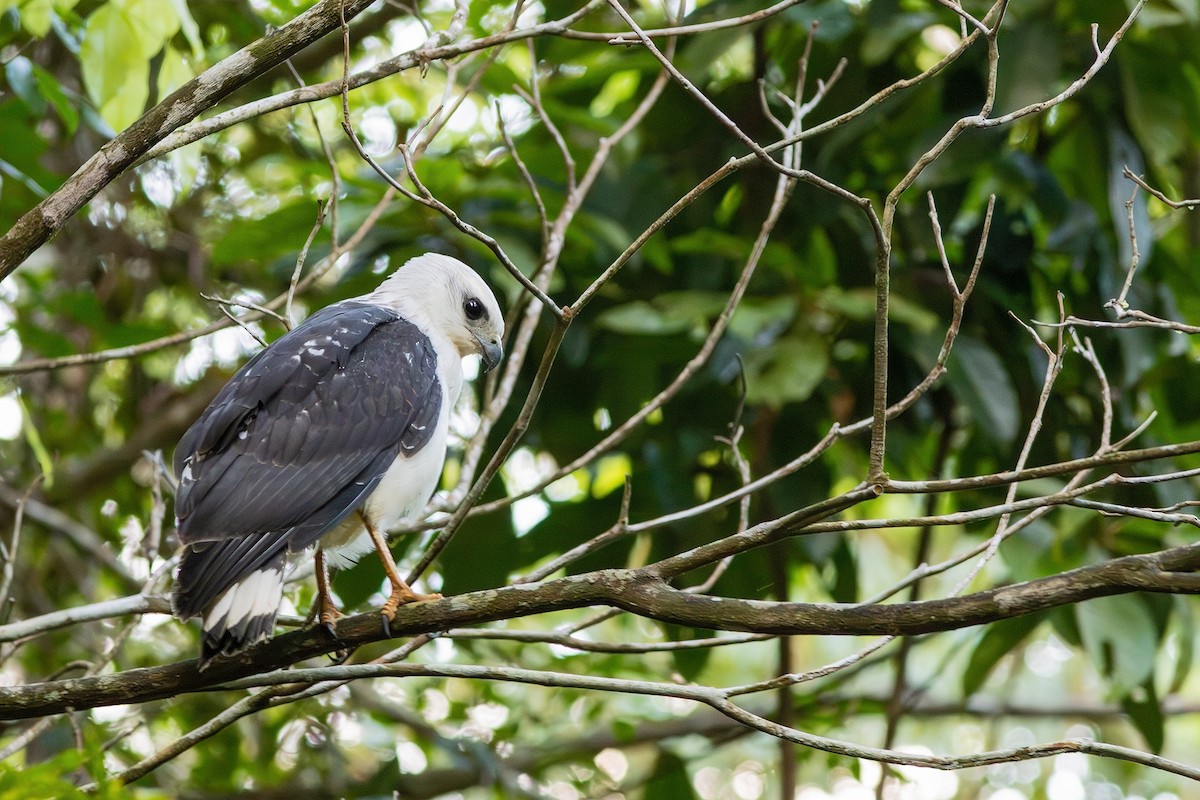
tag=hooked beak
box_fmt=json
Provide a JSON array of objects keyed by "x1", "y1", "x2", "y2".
[{"x1": 476, "y1": 335, "x2": 503, "y2": 373}]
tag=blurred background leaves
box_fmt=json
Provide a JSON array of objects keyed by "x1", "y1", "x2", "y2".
[{"x1": 2, "y1": 0, "x2": 1200, "y2": 797}]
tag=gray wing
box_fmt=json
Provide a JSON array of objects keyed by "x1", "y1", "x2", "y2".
[{"x1": 172, "y1": 301, "x2": 442, "y2": 617}]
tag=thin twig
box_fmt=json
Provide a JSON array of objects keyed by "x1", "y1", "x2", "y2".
[
  {"x1": 0, "y1": 478, "x2": 39, "y2": 616},
  {"x1": 285, "y1": 200, "x2": 331, "y2": 324},
  {"x1": 1123, "y1": 167, "x2": 1200, "y2": 210}
]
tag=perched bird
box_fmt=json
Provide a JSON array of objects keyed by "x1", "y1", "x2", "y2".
[{"x1": 172, "y1": 253, "x2": 504, "y2": 665}]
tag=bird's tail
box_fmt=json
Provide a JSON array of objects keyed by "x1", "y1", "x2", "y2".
[{"x1": 174, "y1": 537, "x2": 287, "y2": 667}]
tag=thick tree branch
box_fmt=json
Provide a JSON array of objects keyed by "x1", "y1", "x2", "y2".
[{"x1": 3, "y1": 540, "x2": 1200, "y2": 720}]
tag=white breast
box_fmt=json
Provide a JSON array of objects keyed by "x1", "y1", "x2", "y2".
[{"x1": 321, "y1": 334, "x2": 463, "y2": 570}]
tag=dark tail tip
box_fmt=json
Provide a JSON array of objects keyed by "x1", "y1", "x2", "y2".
[
  {"x1": 198, "y1": 611, "x2": 277, "y2": 669},
  {"x1": 174, "y1": 545, "x2": 287, "y2": 667}
]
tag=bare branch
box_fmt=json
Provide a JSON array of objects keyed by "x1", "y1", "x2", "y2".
[
  {"x1": 1123, "y1": 167, "x2": 1200, "y2": 209},
  {"x1": 7, "y1": 537, "x2": 1200, "y2": 720},
  {"x1": 599, "y1": 0, "x2": 804, "y2": 44},
  {"x1": 0, "y1": 594, "x2": 170, "y2": 644},
  {"x1": 130, "y1": 658, "x2": 1200, "y2": 780}
]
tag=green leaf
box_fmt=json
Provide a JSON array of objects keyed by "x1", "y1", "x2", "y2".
[
  {"x1": 0, "y1": 749, "x2": 90, "y2": 799},
  {"x1": 589, "y1": 69, "x2": 640, "y2": 117},
  {"x1": 743, "y1": 332, "x2": 828, "y2": 407},
  {"x1": 596, "y1": 301, "x2": 690, "y2": 336},
  {"x1": 105, "y1": 319, "x2": 177, "y2": 348},
  {"x1": 861, "y1": 10, "x2": 936, "y2": 65},
  {"x1": 1120, "y1": 677, "x2": 1164, "y2": 753},
  {"x1": 157, "y1": 44, "x2": 192, "y2": 100},
  {"x1": 0, "y1": 159, "x2": 49, "y2": 198},
  {"x1": 12, "y1": 316, "x2": 75, "y2": 357},
  {"x1": 80, "y1": 5, "x2": 149, "y2": 131},
  {"x1": 210, "y1": 202, "x2": 327, "y2": 267},
  {"x1": 641, "y1": 751, "x2": 698, "y2": 800},
  {"x1": 17, "y1": 0, "x2": 56, "y2": 37},
  {"x1": 728, "y1": 295, "x2": 796, "y2": 341},
  {"x1": 611, "y1": 718, "x2": 638, "y2": 744},
  {"x1": 944, "y1": 336, "x2": 1019, "y2": 445},
  {"x1": 821, "y1": 288, "x2": 938, "y2": 332},
  {"x1": 32, "y1": 63, "x2": 79, "y2": 134},
  {"x1": 58, "y1": 289, "x2": 107, "y2": 327},
  {"x1": 786, "y1": 0, "x2": 856, "y2": 42},
  {"x1": 714, "y1": 183, "x2": 743, "y2": 227},
  {"x1": 670, "y1": 229, "x2": 753, "y2": 260},
  {"x1": 116, "y1": 0, "x2": 180, "y2": 58},
  {"x1": 4, "y1": 56, "x2": 39, "y2": 110},
  {"x1": 167, "y1": 0, "x2": 204, "y2": 59},
  {"x1": 825, "y1": 535, "x2": 858, "y2": 603},
  {"x1": 799, "y1": 228, "x2": 837, "y2": 288},
  {"x1": 1119, "y1": 45, "x2": 1189, "y2": 166},
  {"x1": 962, "y1": 613, "x2": 1046, "y2": 697},
  {"x1": 1001, "y1": 517, "x2": 1089, "y2": 583},
  {"x1": 77, "y1": 0, "x2": 179, "y2": 130},
  {"x1": 439, "y1": 478, "x2": 519, "y2": 594},
  {"x1": 1168, "y1": 595, "x2": 1194, "y2": 694},
  {"x1": 656, "y1": 291, "x2": 729, "y2": 325},
  {"x1": 664, "y1": 624, "x2": 713, "y2": 682},
  {"x1": 677, "y1": 25, "x2": 750, "y2": 81},
  {"x1": 18, "y1": 394, "x2": 53, "y2": 489},
  {"x1": 1076, "y1": 595, "x2": 1158, "y2": 697}
]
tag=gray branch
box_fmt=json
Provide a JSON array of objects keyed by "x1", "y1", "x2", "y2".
[{"x1": 2, "y1": 540, "x2": 1200, "y2": 720}]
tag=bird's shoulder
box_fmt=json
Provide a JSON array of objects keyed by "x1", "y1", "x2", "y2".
[{"x1": 175, "y1": 301, "x2": 441, "y2": 476}]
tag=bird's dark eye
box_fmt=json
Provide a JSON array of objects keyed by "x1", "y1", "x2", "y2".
[{"x1": 464, "y1": 297, "x2": 486, "y2": 321}]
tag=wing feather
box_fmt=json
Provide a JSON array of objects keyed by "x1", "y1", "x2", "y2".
[{"x1": 172, "y1": 302, "x2": 442, "y2": 617}]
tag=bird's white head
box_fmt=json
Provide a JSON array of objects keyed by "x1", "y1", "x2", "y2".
[{"x1": 366, "y1": 253, "x2": 505, "y2": 371}]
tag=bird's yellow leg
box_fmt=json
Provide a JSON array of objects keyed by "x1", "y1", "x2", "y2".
[
  {"x1": 360, "y1": 512, "x2": 441, "y2": 633},
  {"x1": 314, "y1": 548, "x2": 344, "y2": 634}
]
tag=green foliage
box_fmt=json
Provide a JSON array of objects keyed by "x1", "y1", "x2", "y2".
[
  {"x1": 0, "y1": 754, "x2": 87, "y2": 800},
  {"x1": 1077, "y1": 595, "x2": 1160, "y2": 698},
  {"x1": 3, "y1": 0, "x2": 1200, "y2": 797},
  {"x1": 1122, "y1": 676, "x2": 1166, "y2": 753},
  {"x1": 642, "y1": 751, "x2": 698, "y2": 800},
  {"x1": 78, "y1": 0, "x2": 186, "y2": 130},
  {"x1": 962, "y1": 612, "x2": 1047, "y2": 697},
  {"x1": 0, "y1": 729, "x2": 131, "y2": 799}
]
